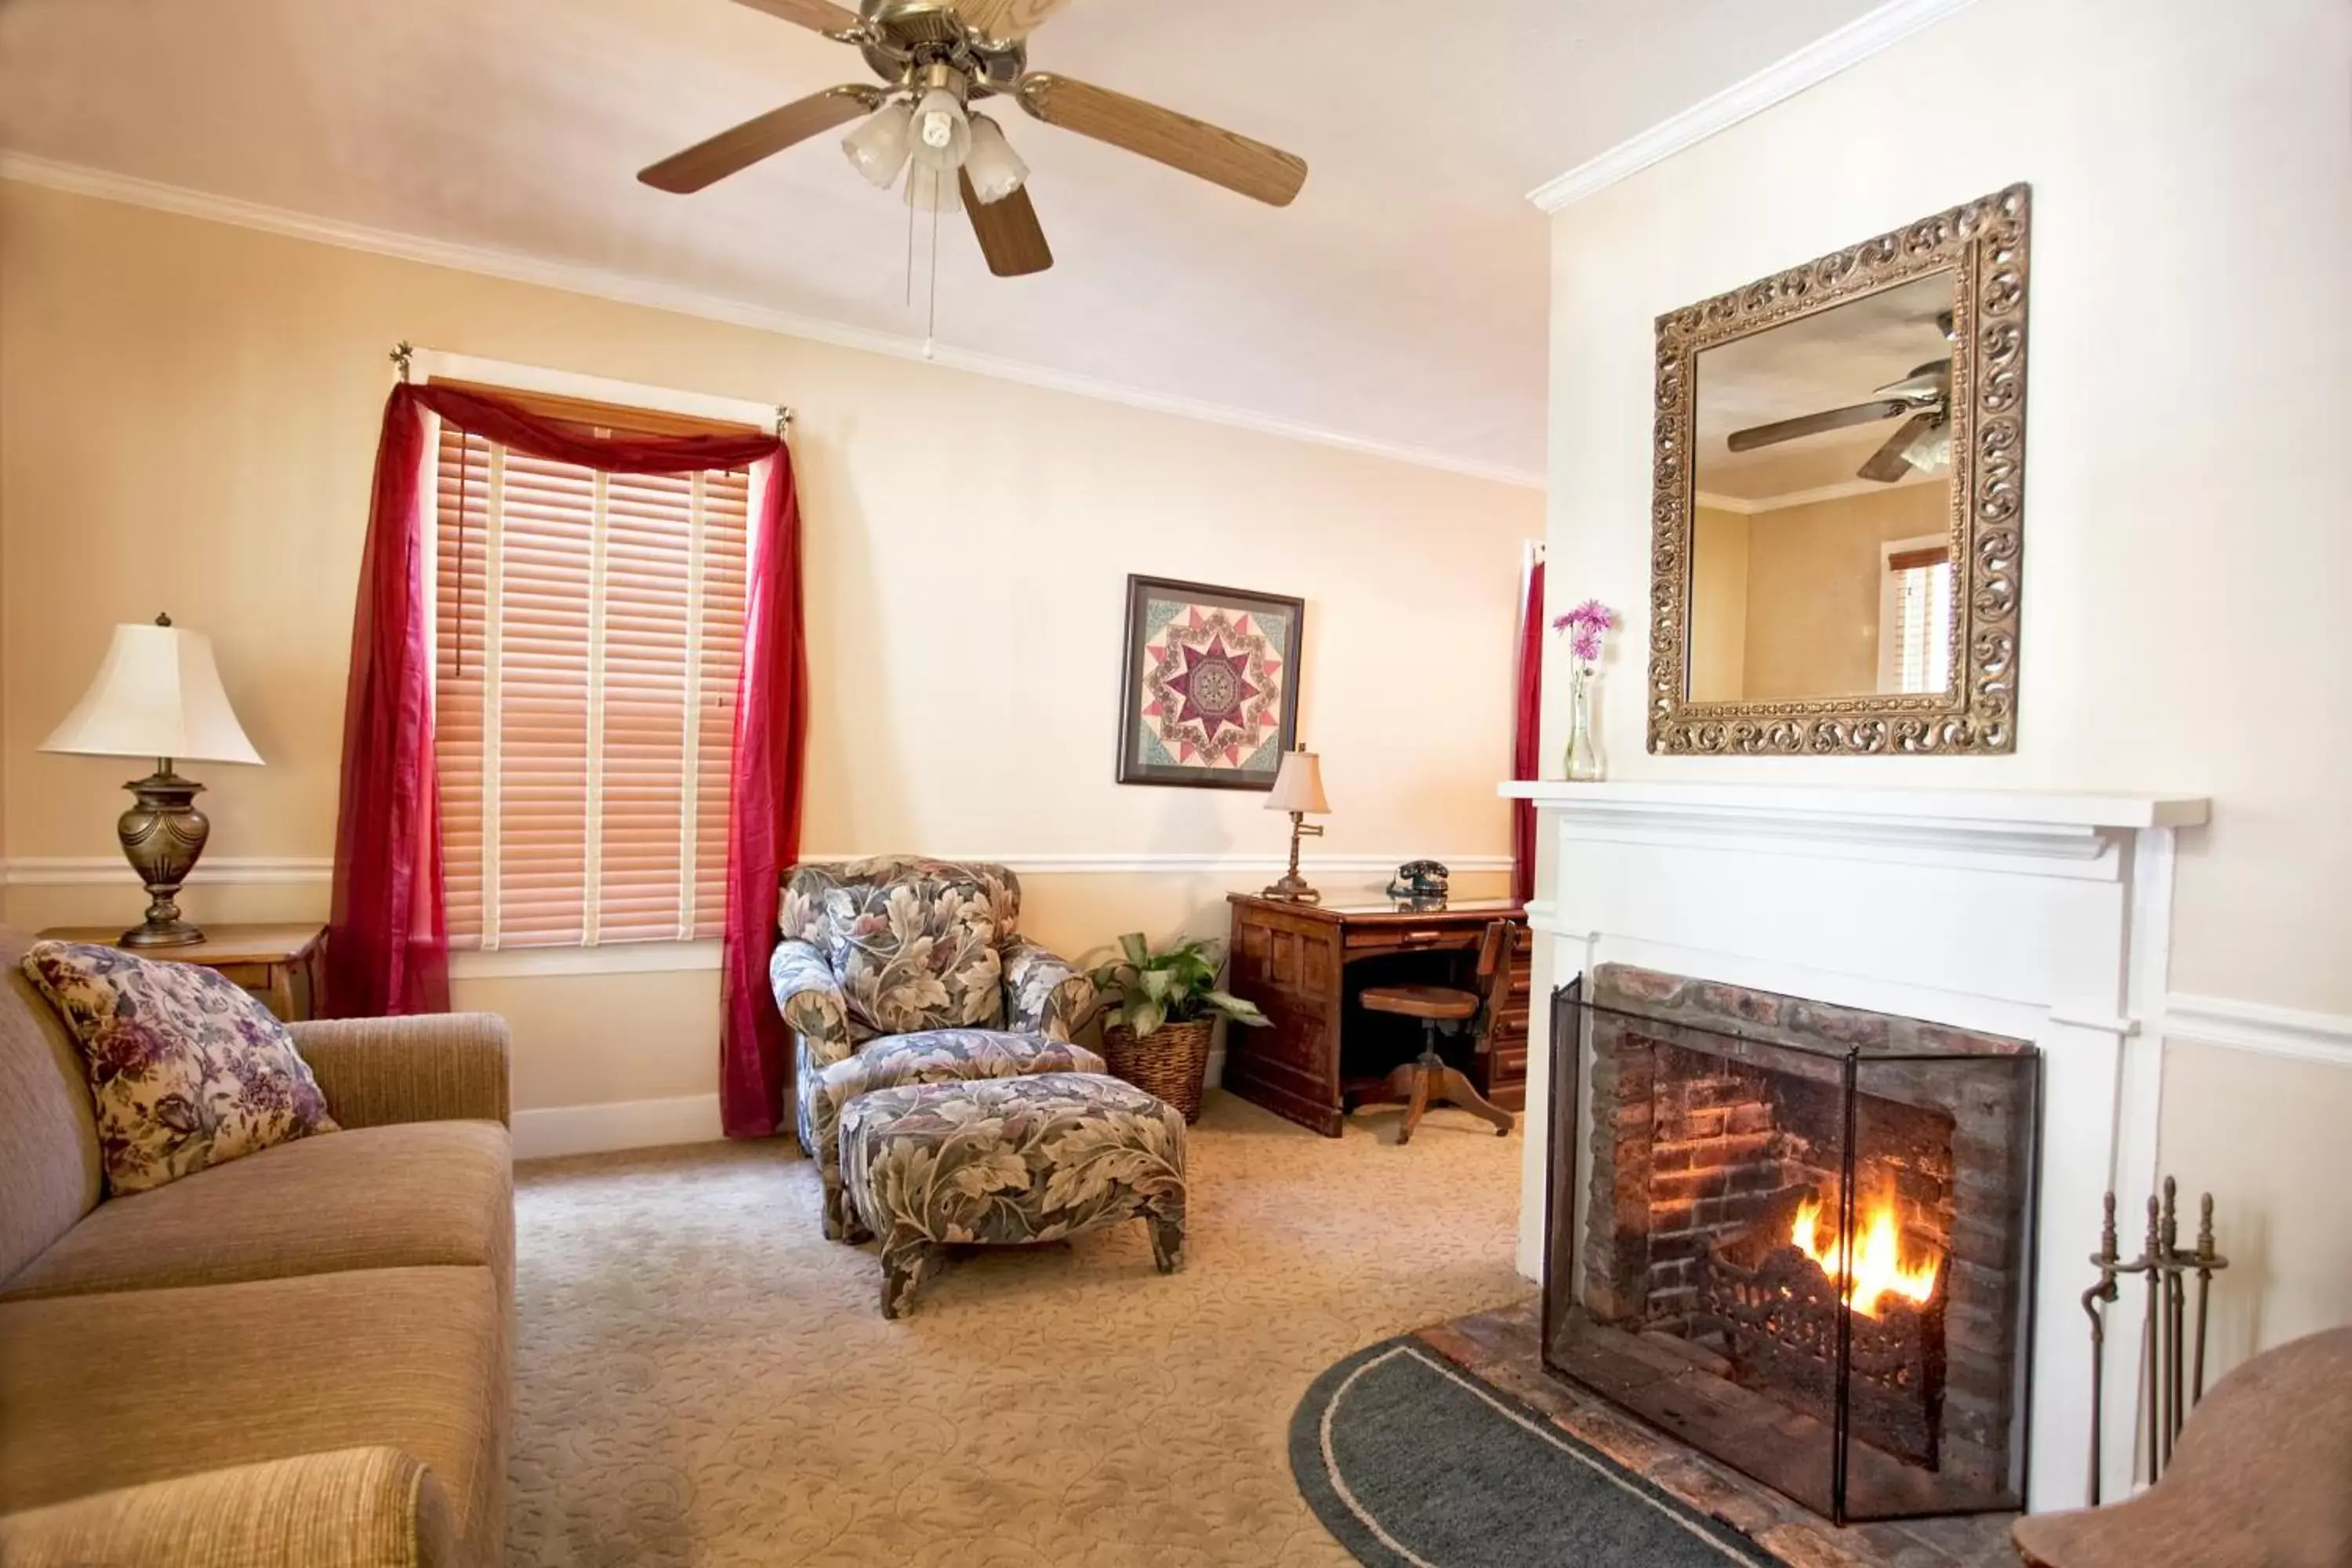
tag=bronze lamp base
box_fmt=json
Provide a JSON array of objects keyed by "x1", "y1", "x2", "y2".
[
  {"x1": 116, "y1": 764, "x2": 209, "y2": 948},
  {"x1": 1261, "y1": 811, "x2": 1323, "y2": 905}
]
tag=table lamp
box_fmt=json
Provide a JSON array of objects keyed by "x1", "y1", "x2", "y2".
[
  {"x1": 40, "y1": 615, "x2": 263, "y2": 948},
  {"x1": 1261, "y1": 746, "x2": 1329, "y2": 904}
]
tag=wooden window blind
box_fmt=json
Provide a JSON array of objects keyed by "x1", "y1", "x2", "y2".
[
  {"x1": 1887, "y1": 546, "x2": 1955, "y2": 695},
  {"x1": 432, "y1": 388, "x2": 753, "y2": 950}
]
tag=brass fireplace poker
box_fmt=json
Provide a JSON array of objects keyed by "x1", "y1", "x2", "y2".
[{"x1": 2082, "y1": 1177, "x2": 2227, "y2": 1504}]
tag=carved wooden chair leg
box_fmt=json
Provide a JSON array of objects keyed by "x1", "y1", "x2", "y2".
[
  {"x1": 1398, "y1": 1058, "x2": 1432, "y2": 1145},
  {"x1": 1435, "y1": 1064, "x2": 1514, "y2": 1137}
]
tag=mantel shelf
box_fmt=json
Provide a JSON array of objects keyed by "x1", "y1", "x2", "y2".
[{"x1": 1497, "y1": 780, "x2": 2209, "y2": 831}]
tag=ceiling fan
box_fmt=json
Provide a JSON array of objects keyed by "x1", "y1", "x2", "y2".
[
  {"x1": 1726, "y1": 311, "x2": 1956, "y2": 484},
  {"x1": 637, "y1": 0, "x2": 1311, "y2": 280}
]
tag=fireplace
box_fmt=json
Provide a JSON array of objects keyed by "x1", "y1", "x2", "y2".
[{"x1": 1542, "y1": 964, "x2": 2039, "y2": 1523}]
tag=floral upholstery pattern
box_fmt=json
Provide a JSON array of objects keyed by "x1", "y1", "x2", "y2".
[
  {"x1": 773, "y1": 858, "x2": 1099, "y2": 1233},
  {"x1": 781, "y1": 859, "x2": 1009, "y2": 1037},
  {"x1": 839, "y1": 1071, "x2": 1187, "y2": 1318},
  {"x1": 1004, "y1": 938, "x2": 1094, "y2": 1042},
  {"x1": 22, "y1": 941, "x2": 339, "y2": 1195},
  {"x1": 804, "y1": 1029, "x2": 1104, "y2": 1239}
]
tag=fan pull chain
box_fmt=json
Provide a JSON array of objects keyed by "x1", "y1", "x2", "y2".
[
  {"x1": 904, "y1": 177, "x2": 916, "y2": 309},
  {"x1": 925, "y1": 171, "x2": 941, "y2": 358}
]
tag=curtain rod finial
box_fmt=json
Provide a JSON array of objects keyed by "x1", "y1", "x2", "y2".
[
  {"x1": 775, "y1": 405, "x2": 794, "y2": 439},
  {"x1": 391, "y1": 342, "x2": 416, "y2": 383}
]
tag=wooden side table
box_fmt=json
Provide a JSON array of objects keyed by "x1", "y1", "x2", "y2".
[{"x1": 36, "y1": 924, "x2": 328, "y2": 1022}]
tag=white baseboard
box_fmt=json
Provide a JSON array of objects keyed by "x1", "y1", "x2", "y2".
[{"x1": 511, "y1": 1093, "x2": 724, "y2": 1160}]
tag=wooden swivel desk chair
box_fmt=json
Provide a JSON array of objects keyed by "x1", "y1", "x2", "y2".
[{"x1": 1352, "y1": 919, "x2": 1515, "y2": 1145}]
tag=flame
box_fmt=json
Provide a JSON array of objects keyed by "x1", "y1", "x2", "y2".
[{"x1": 1789, "y1": 1195, "x2": 1940, "y2": 1319}]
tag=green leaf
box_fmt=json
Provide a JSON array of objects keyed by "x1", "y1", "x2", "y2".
[
  {"x1": 1204, "y1": 990, "x2": 1272, "y2": 1025},
  {"x1": 1119, "y1": 931, "x2": 1151, "y2": 967},
  {"x1": 1123, "y1": 997, "x2": 1166, "y2": 1038},
  {"x1": 1136, "y1": 967, "x2": 1175, "y2": 1001}
]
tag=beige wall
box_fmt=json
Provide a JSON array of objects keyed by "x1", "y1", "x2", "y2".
[
  {"x1": 0, "y1": 180, "x2": 1541, "y2": 1114},
  {"x1": 1685, "y1": 505, "x2": 1749, "y2": 702},
  {"x1": 1740, "y1": 483, "x2": 1946, "y2": 700},
  {"x1": 1541, "y1": 0, "x2": 2352, "y2": 1362}
]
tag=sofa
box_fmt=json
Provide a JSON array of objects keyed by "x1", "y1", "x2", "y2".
[
  {"x1": 0, "y1": 925, "x2": 514, "y2": 1568},
  {"x1": 771, "y1": 857, "x2": 1098, "y2": 1236}
]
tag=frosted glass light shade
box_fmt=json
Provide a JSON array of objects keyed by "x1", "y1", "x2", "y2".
[
  {"x1": 963, "y1": 114, "x2": 1029, "y2": 204},
  {"x1": 42, "y1": 621, "x2": 263, "y2": 765},
  {"x1": 906, "y1": 87, "x2": 970, "y2": 172},
  {"x1": 1265, "y1": 749, "x2": 1327, "y2": 814},
  {"x1": 842, "y1": 103, "x2": 913, "y2": 189}
]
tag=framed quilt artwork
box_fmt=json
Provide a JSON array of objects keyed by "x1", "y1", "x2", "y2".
[{"x1": 1116, "y1": 575, "x2": 1305, "y2": 789}]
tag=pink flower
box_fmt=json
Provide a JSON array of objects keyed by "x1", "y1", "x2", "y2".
[{"x1": 1551, "y1": 598, "x2": 1617, "y2": 665}]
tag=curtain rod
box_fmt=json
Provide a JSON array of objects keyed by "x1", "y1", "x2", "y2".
[{"x1": 390, "y1": 341, "x2": 793, "y2": 438}]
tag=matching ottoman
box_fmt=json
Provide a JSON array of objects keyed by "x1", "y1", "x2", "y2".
[
  {"x1": 807, "y1": 1029, "x2": 1105, "y2": 1240},
  {"x1": 839, "y1": 1071, "x2": 1188, "y2": 1319}
]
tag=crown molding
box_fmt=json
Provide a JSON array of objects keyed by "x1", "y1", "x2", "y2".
[
  {"x1": 1695, "y1": 470, "x2": 1940, "y2": 517},
  {"x1": 1526, "y1": 0, "x2": 1980, "y2": 214},
  {"x1": 0, "y1": 151, "x2": 1544, "y2": 492}
]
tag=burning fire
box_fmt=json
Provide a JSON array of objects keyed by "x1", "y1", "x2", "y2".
[{"x1": 1789, "y1": 1195, "x2": 1941, "y2": 1319}]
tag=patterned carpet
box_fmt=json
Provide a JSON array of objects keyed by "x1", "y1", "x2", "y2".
[{"x1": 509, "y1": 1091, "x2": 1530, "y2": 1566}]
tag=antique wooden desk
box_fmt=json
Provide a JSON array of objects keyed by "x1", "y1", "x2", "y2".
[
  {"x1": 37, "y1": 923, "x2": 328, "y2": 1022},
  {"x1": 1223, "y1": 894, "x2": 1531, "y2": 1136}
]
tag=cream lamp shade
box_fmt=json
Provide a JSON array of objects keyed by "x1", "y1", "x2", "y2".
[
  {"x1": 42, "y1": 620, "x2": 262, "y2": 765},
  {"x1": 1265, "y1": 749, "x2": 1328, "y2": 815}
]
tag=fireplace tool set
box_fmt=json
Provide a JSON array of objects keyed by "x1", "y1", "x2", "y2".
[{"x1": 2079, "y1": 1177, "x2": 2227, "y2": 1504}]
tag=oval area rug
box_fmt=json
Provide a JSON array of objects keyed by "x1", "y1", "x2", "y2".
[{"x1": 1290, "y1": 1338, "x2": 1788, "y2": 1567}]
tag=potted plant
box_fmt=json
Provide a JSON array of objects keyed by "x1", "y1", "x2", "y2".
[{"x1": 1087, "y1": 932, "x2": 1270, "y2": 1123}]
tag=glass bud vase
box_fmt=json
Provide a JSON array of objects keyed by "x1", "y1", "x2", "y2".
[{"x1": 1564, "y1": 662, "x2": 1606, "y2": 782}]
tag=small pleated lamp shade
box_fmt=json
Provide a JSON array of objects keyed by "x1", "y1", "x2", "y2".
[{"x1": 1265, "y1": 750, "x2": 1328, "y2": 815}]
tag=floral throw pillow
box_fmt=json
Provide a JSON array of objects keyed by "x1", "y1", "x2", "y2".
[{"x1": 23, "y1": 941, "x2": 339, "y2": 1194}]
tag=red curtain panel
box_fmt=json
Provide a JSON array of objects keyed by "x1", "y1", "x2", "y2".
[
  {"x1": 1511, "y1": 557, "x2": 1545, "y2": 904},
  {"x1": 328, "y1": 382, "x2": 808, "y2": 1138}
]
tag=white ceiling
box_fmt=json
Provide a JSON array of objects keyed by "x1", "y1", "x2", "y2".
[{"x1": 0, "y1": 0, "x2": 1886, "y2": 483}]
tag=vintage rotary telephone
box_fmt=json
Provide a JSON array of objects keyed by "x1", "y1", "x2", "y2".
[{"x1": 1386, "y1": 859, "x2": 1450, "y2": 905}]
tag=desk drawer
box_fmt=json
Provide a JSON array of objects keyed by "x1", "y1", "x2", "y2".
[{"x1": 1345, "y1": 926, "x2": 1475, "y2": 956}]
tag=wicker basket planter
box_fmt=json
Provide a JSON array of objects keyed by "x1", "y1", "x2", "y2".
[{"x1": 1101, "y1": 1018, "x2": 1214, "y2": 1124}]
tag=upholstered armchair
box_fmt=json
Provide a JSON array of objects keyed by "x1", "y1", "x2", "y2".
[{"x1": 769, "y1": 857, "x2": 1099, "y2": 1237}]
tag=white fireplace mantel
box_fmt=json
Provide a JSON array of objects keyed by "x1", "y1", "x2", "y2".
[{"x1": 1497, "y1": 779, "x2": 2209, "y2": 1512}]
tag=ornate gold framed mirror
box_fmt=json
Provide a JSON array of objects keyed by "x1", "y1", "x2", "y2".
[{"x1": 1647, "y1": 184, "x2": 2030, "y2": 755}]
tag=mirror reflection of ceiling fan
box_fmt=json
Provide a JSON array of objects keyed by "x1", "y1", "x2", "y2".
[
  {"x1": 637, "y1": 0, "x2": 1309, "y2": 280},
  {"x1": 1726, "y1": 310, "x2": 1957, "y2": 484}
]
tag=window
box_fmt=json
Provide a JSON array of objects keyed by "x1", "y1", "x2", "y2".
[
  {"x1": 431, "y1": 381, "x2": 754, "y2": 949},
  {"x1": 1878, "y1": 536, "x2": 1954, "y2": 696}
]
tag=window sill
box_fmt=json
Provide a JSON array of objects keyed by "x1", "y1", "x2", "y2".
[{"x1": 450, "y1": 941, "x2": 722, "y2": 981}]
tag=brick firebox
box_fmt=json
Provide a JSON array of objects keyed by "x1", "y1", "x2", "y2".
[{"x1": 1566, "y1": 964, "x2": 2037, "y2": 1509}]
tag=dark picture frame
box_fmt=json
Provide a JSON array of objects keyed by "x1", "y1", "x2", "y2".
[{"x1": 1116, "y1": 574, "x2": 1305, "y2": 789}]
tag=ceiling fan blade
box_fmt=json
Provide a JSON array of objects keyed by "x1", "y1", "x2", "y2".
[
  {"x1": 960, "y1": 171, "x2": 1054, "y2": 277},
  {"x1": 1015, "y1": 73, "x2": 1308, "y2": 207},
  {"x1": 731, "y1": 0, "x2": 864, "y2": 34},
  {"x1": 638, "y1": 85, "x2": 881, "y2": 194},
  {"x1": 1858, "y1": 414, "x2": 1935, "y2": 483},
  {"x1": 1875, "y1": 358, "x2": 1952, "y2": 401},
  {"x1": 948, "y1": 0, "x2": 1070, "y2": 42},
  {"x1": 1725, "y1": 398, "x2": 1909, "y2": 453}
]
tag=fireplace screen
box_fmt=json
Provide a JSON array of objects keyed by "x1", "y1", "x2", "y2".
[{"x1": 1542, "y1": 967, "x2": 2038, "y2": 1523}]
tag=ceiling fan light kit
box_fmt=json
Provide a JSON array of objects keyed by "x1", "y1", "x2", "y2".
[{"x1": 641, "y1": 0, "x2": 1309, "y2": 281}]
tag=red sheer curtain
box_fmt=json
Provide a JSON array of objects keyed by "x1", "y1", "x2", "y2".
[
  {"x1": 329, "y1": 382, "x2": 809, "y2": 1137},
  {"x1": 1511, "y1": 556, "x2": 1545, "y2": 904}
]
